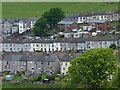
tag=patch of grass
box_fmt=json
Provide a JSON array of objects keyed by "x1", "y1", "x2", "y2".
[
  {"x1": 13, "y1": 76, "x2": 23, "y2": 81},
  {"x1": 2, "y1": 2, "x2": 118, "y2": 18},
  {"x1": 111, "y1": 22, "x2": 119, "y2": 27},
  {"x1": 2, "y1": 82, "x2": 62, "y2": 88}
]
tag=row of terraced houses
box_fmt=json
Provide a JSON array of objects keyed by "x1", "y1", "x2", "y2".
[
  {"x1": 1, "y1": 11, "x2": 119, "y2": 37},
  {"x1": 0, "y1": 35, "x2": 119, "y2": 52}
]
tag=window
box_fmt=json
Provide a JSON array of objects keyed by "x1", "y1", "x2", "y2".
[
  {"x1": 33, "y1": 48, "x2": 35, "y2": 51},
  {"x1": 48, "y1": 62, "x2": 50, "y2": 65},
  {"x1": 104, "y1": 42, "x2": 107, "y2": 44},
  {"x1": 10, "y1": 44, "x2": 12, "y2": 46},
  {"x1": 36, "y1": 44, "x2": 39, "y2": 47},
  {"x1": 50, "y1": 67, "x2": 52, "y2": 69},
  {"x1": 5, "y1": 66, "x2": 7, "y2": 69},
  {"x1": 10, "y1": 48, "x2": 12, "y2": 51},
  {"x1": 63, "y1": 67, "x2": 65, "y2": 70},
  {"x1": 44, "y1": 48, "x2": 46, "y2": 52},
  {"x1": 117, "y1": 41, "x2": 119, "y2": 45},
  {"x1": 7, "y1": 61, "x2": 8, "y2": 65},
  {"x1": 50, "y1": 72, "x2": 52, "y2": 74},
  {"x1": 65, "y1": 63, "x2": 67, "y2": 66}
]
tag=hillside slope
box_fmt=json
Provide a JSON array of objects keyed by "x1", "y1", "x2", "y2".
[{"x1": 2, "y1": 2, "x2": 118, "y2": 18}]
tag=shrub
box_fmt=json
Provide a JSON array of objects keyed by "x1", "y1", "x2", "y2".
[
  {"x1": 41, "y1": 73, "x2": 47, "y2": 80},
  {"x1": 55, "y1": 77, "x2": 60, "y2": 82},
  {"x1": 3, "y1": 71, "x2": 9, "y2": 75},
  {"x1": 47, "y1": 75, "x2": 55, "y2": 81},
  {"x1": 37, "y1": 76, "x2": 42, "y2": 81}
]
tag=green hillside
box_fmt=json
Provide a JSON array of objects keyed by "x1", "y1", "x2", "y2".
[{"x1": 2, "y1": 2, "x2": 118, "y2": 18}]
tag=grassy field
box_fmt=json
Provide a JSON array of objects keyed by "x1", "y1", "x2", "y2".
[
  {"x1": 2, "y1": 82, "x2": 62, "y2": 88},
  {"x1": 2, "y1": 2, "x2": 118, "y2": 18}
]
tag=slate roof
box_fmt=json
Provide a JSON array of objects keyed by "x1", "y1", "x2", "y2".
[
  {"x1": 61, "y1": 53, "x2": 80, "y2": 62},
  {"x1": 44, "y1": 54, "x2": 59, "y2": 62},
  {"x1": 2, "y1": 17, "x2": 39, "y2": 24},
  {"x1": 3, "y1": 54, "x2": 22, "y2": 61},
  {"x1": 58, "y1": 21, "x2": 74, "y2": 25},
  {"x1": 2, "y1": 35, "x2": 119, "y2": 43},
  {"x1": 2, "y1": 52, "x2": 66, "y2": 62},
  {"x1": 88, "y1": 20, "x2": 107, "y2": 23},
  {"x1": 20, "y1": 53, "x2": 44, "y2": 61},
  {"x1": 93, "y1": 12, "x2": 108, "y2": 15},
  {"x1": 2, "y1": 18, "x2": 14, "y2": 24},
  {"x1": 65, "y1": 13, "x2": 80, "y2": 19}
]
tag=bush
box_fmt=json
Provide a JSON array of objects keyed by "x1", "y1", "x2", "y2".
[
  {"x1": 109, "y1": 43, "x2": 117, "y2": 49},
  {"x1": 37, "y1": 76, "x2": 42, "y2": 81},
  {"x1": 29, "y1": 75, "x2": 39, "y2": 82},
  {"x1": 41, "y1": 73, "x2": 47, "y2": 80},
  {"x1": 55, "y1": 77, "x2": 60, "y2": 82},
  {"x1": 14, "y1": 72, "x2": 21, "y2": 76},
  {"x1": 47, "y1": 75, "x2": 55, "y2": 81},
  {"x1": 3, "y1": 71, "x2": 9, "y2": 75}
]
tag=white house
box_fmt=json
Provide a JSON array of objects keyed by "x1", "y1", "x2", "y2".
[
  {"x1": 77, "y1": 13, "x2": 92, "y2": 24},
  {"x1": 60, "y1": 53, "x2": 80, "y2": 75},
  {"x1": 83, "y1": 26, "x2": 94, "y2": 31},
  {"x1": 19, "y1": 21, "x2": 25, "y2": 34}
]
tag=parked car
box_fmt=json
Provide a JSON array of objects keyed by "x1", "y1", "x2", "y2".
[{"x1": 5, "y1": 75, "x2": 14, "y2": 81}]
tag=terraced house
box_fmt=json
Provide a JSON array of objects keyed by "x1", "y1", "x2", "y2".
[
  {"x1": 1, "y1": 17, "x2": 39, "y2": 37},
  {"x1": 2, "y1": 52, "x2": 62, "y2": 75},
  {"x1": 0, "y1": 35, "x2": 119, "y2": 53}
]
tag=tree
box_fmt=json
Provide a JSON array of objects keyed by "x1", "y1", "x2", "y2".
[
  {"x1": 64, "y1": 48, "x2": 118, "y2": 88},
  {"x1": 33, "y1": 18, "x2": 47, "y2": 36},
  {"x1": 41, "y1": 73, "x2": 47, "y2": 80},
  {"x1": 43, "y1": 8, "x2": 64, "y2": 28},
  {"x1": 109, "y1": 43, "x2": 117, "y2": 49}
]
